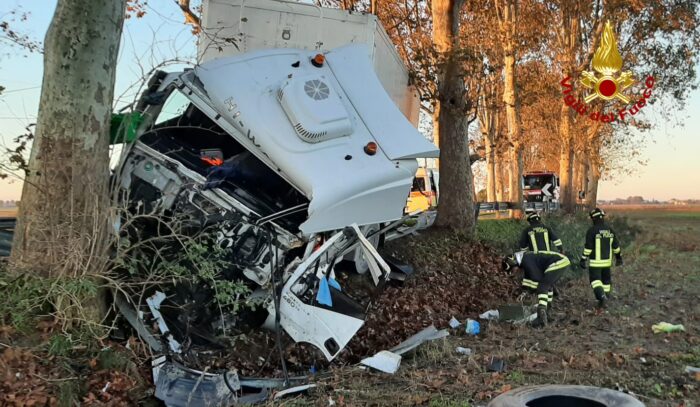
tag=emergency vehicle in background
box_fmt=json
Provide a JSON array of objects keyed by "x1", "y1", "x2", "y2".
[
  {"x1": 406, "y1": 167, "x2": 439, "y2": 213},
  {"x1": 523, "y1": 171, "x2": 560, "y2": 211}
]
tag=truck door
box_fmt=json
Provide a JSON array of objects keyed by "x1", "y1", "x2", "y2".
[{"x1": 274, "y1": 229, "x2": 389, "y2": 361}]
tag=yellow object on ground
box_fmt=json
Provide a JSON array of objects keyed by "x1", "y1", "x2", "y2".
[{"x1": 652, "y1": 322, "x2": 686, "y2": 334}]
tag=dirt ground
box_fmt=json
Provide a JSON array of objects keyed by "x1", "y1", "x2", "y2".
[{"x1": 296, "y1": 209, "x2": 700, "y2": 407}]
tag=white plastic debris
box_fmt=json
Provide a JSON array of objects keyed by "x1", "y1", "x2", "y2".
[
  {"x1": 151, "y1": 355, "x2": 167, "y2": 383},
  {"x1": 272, "y1": 384, "x2": 317, "y2": 400},
  {"x1": 455, "y1": 347, "x2": 472, "y2": 355},
  {"x1": 360, "y1": 350, "x2": 402, "y2": 374},
  {"x1": 449, "y1": 317, "x2": 461, "y2": 329},
  {"x1": 479, "y1": 309, "x2": 500, "y2": 320}
]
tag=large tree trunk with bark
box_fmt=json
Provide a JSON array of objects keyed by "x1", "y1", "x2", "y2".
[
  {"x1": 558, "y1": 103, "x2": 575, "y2": 213},
  {"x1": 11, "y1": 0, "x2": 127, "y2": 321},
  {"x1": 432, "y1": 0, "x2": 475, "y2": 233},
  {"x1": 586, "y1": 164, "x2": 600, "y2": 210},
  {"x1": 497, "y1": 0, "x2": 522, "y2": 218},
  {"x1": 495, "y1": 158, "x2": 503, "y2": 202},
  {"x1": 485, "y1": 137, "x2": 497, "y2": 202},
  {"x1": 578, "y1": 153, "x2": 589, "y2": 204},
  {"x1": 432, "y1": 103, "x2": 441, "y2": 168},
  {"x1": 479, "y1": 96, "x2": 497, "y2": 202}
]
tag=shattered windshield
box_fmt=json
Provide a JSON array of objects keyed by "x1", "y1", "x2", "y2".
[{"x1": 154, "y1": 90, "x2": 191, "y2": 125}]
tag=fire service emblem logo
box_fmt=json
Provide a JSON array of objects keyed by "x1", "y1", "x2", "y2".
[
  {"x1": 580, "y1": 21, "x2": 634, "y2": 104},
  {"x1": 560, "y1": 21, "x2": 655, "y2": 123}
]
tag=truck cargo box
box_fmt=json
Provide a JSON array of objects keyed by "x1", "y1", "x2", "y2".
[{"x1": 199, "y1": 0, "x2": 420, "y2": 124}]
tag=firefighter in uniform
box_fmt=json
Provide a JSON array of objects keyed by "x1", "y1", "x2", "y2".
[
  {"x1": 518, "y1": 212, "x2": 564, "y2": 294},
  {"x1": 502, "y1": 250, "x2": 570, "y2": 327},
  {"x1": 580, "y1": 208, "x2": 623, "y2": 308}
]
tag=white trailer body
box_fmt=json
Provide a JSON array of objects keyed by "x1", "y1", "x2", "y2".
[{"x1": 199, "y1": 0, "x2": 420, "y2": 125}]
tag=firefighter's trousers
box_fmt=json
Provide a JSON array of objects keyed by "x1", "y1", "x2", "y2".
[
  {"x1": 589, "y1": 266, "x2": 612, "y2": 300},
  {"x1": 535, "y1": 259, "x2": 569, "y2": 310}
]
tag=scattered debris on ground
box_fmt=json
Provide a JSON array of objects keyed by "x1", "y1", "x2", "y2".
[{"x1": 340, "y1": 233, "x2": 520, "y2": 361}]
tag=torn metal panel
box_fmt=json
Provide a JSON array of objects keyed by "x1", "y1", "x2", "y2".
[
  {"x1": 273, "y1": 231, "x2": 366, "y2": 361},
  {"x1": 147, "y1": 291, "x2": 182, "y2": 353},
  {"x1": 389, "y1": 325, "x2": 449, "y2": 356},
  {"x1": 153, "y1": 359, "x2": 312, "y2": 406},
  {"x1": 351, "y1": 223, "x2": 391, "y2": 286},
  {"x1": 153, "y1": 361, "x2": 246, "y2": 406},
  {"x1": 115, "y1": 294, "x2": 163, "y2": 353}
]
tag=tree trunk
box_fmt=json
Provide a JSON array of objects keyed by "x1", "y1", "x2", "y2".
[
  {"x1": 485, "y1": 140, "x2": 497, "y2": 202},
  {"x1": 510, "y1": 143, "x2": 523, "y2": 217},
  {"x1": 503, "y1": 57, "x2": 522, "y2": 216},
  {"x1": 558, "y1": 103, "x2": 575, "y2": 213},
  {"x1": 432, "y1": 0, "x2": 475, "y2": 233},
  {"x1": 586, "y1": 165, "x2": 600, "y2": 210},
  {"x1": 495, "y1": 154, "x2": 504, "y2": 201},
  {"x1": 579, "y1": 153, "x2": 589, "y2": 205},
  {"x1": 498, "y1": 0, "x2": 522, "y2": 218},
  {"x1": 11, "y1": 0, "x2": 127, "y2": 321},
  {"x1": 432, "y1": 103, "x2": 441, "y2": 169},
  {"x1": 480, "y1": 104, "x2": 497, "y2": 202}
]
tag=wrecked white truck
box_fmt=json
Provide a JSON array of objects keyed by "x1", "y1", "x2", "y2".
[{"x1": 110, "y1": 3, "x2": 438, "y2": 400}]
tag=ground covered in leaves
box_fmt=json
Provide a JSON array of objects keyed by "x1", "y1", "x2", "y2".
[
  {"x1": 300, "y1": 208, "x2": 700, "y2": 407},
  {"x1": 343, "y1": 234, "x2": 520, "y2": 360},
  {"x1": 1, "y1": 209, "x2": 698, "y2": 406}
]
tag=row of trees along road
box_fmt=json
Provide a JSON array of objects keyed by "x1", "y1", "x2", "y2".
[
  {"x1": 4, "y1": 0, "x2": 700, "y2": 326},
  {"x1": 372, "y1": 0, "x2": 699, "y2": 226}
]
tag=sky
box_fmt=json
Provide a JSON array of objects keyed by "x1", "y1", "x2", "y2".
[{"x1": 1, "y1": 0, "x2": 699, "y2": 201}]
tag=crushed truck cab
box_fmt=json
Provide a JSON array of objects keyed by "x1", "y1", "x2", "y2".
[{"x1": 115, "y1": 43, "x2": 437, "y2": 392}]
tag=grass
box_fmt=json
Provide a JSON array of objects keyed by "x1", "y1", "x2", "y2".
[{"x1": 428, "y1": 397, "x2": 472, "y2": 407}]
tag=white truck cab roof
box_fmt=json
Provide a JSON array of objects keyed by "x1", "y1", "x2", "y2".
[{"x1": 188, "y1": 45, "x2": 438, "y2": 234}]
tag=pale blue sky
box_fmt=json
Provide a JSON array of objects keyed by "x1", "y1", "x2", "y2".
[{"x1": 1, "y1": 1, "x2": 699, "y2": 201}]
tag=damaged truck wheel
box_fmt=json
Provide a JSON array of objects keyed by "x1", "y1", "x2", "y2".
[{"x1": 488, "y1": 385, "x2": 645, "y2": 407}]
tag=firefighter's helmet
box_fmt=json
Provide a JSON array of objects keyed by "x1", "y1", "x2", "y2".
[
  {"x1": 526, "y1": 212, "x2": 541, "y2": 223},
  {"x1": 589, "y1": 208, "x2": 606, "y2": 219}
]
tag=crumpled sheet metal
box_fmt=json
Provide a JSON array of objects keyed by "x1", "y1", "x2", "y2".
[
  {"x1": 389, "y1": 325, "x2": 449, "y2": 356},
  {"x1": 153, "y1": 358, "x2": 309, "y2": 406}
]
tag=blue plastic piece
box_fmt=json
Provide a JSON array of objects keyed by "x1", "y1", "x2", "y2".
[
  {"x1": 328, "y1": 277, "x2": 342, "y2": 291},
  {"x1": 316, "y1": 276, "x2": 333, "y2": 306},
  {"x1": 465, "y1": 319, "x2": 480, "y2": 335}
]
